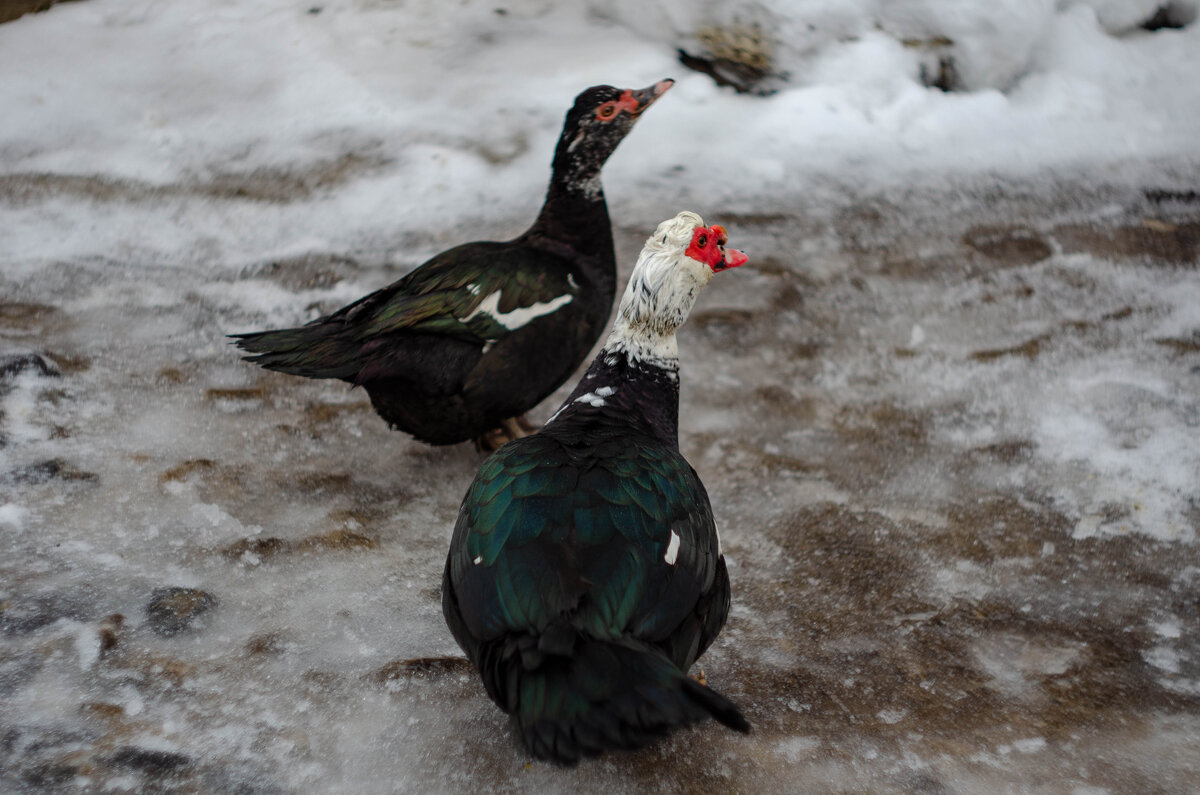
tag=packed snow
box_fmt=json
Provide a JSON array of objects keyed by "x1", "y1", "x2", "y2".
[{"x1": 2, "y1": 0, "x2": 1199, "y2": 791}]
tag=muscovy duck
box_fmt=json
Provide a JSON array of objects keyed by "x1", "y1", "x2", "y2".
[
  {"x1": 442, "y1": 212, "x2": 750, "y2": 764},
  {"x1": 232, "y1": 80, "x2": 673, "y2": 448}
]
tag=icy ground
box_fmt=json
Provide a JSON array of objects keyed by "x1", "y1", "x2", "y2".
[{"x1": 3, "y1": 0, "x2": 1200, "y2": 792}]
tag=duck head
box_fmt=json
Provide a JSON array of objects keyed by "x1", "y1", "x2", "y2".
[
  {"x1": 609, "y1": 211, "x2": 748, "y2": 359},
  {"x1": 551, "y1": 79, "x2": 674, "y2": 191}
]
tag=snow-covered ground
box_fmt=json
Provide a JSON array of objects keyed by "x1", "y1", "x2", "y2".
[{"x1": 2, "y1": 0, "x2": 1199, "y2": 791}]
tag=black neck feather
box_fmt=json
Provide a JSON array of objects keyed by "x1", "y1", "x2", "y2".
[
  {"x1": 523, "y1": 169, "x2": 613, "y2": 262},
  {"x1": 547, "y1": 347, "x2": 680, "y2": 449}
]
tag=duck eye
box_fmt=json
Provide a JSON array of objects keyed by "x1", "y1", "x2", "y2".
[
  {"x1": 697, "y1": 235, "x2": 707, "y2": 248},
  {"x1": 597, "y1": 104, "x2": 616, "y2": 119}
]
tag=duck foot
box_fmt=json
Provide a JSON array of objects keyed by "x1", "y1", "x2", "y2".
[
  {"x1": 474, "y1": 415, "x2": 538, "y2": 452},
  {"x1": 690, "y1": 668, "x2": 708, "y2": 687}
]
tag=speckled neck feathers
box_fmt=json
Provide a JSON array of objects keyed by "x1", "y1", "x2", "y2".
[
  {"x1": 544, "y1": 212, "x2": 715, "y2": 447},
  {"x1": 604, "y1": 211, "x2": 713, "y2": 370},
  {"x1": 548, "y1": 349, "x2": 682, "y2": 447}
]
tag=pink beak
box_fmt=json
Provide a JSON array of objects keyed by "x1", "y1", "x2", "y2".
[{"x1": 716, "y1": 247, "x2": 748, "y2": 271}]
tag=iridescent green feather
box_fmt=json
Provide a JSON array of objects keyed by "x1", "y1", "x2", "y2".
[
  {"x1": 583, "y1": 546, "x2": 646, "y2": 637},
  {"x1": 459, "y1": 434, "x2": 709, "y2": 639},
  {"x1": 356, "y1": 246, "x2": 579, "y2": 344}
]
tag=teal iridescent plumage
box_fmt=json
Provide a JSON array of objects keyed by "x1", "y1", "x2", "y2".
[
  {"x1": 443, "y1": 421, "x2": 745, "y2": 763},
  {"x1": 454, "y1": 434, "x2": 709, "y2": 638}
]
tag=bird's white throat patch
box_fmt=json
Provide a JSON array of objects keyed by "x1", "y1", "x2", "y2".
[{"x1": 462, "y1": 290, "x2": 573, "y2": 332}]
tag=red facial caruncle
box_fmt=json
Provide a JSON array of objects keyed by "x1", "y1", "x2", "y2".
[
  {"x1": 685, "y1": 225, "x2": 748, "y2": 272},
  {"x1": 595, "y1": 90, "x2": 641, "y2": 121}
]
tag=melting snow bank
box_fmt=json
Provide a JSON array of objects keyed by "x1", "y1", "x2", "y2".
[{"x1": 1, "y1": 0, "x2": 1198, "y2": 271}]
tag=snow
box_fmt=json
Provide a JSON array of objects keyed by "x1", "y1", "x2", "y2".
[
  {"x1": 3, "y1": 0, "x2": 1200, "y2": 791},
  {"x1": 0, "y1": 503, "x2": 30, "y2": 529}
]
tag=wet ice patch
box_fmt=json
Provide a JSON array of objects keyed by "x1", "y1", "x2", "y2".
[
  {"x1": 973, "y1": 633, "x2": 1084, "y2": 700},
  {"x1": 71, "y1": 622, "x2": 101, "y2": 671},
  {"x1": 1000, "y1": 737, "x2": 1048, "y2": 755},
  {"x1": 0, "y1": 503, "x2": 30, "y2": 529},
  {"x1": 774, "y1": 735, "x2": 821, "y2": 763},
  {"x1": 1144, "y1": 645, "x2": 1181, "y2": 674},
  {"x1": 1, "y1": 371, "x2": 58, "y2": 445},
  {"x1": 1152, "y1": 618, "x2": 1182, "y2": 639},
  {"x1": 1033, "y1": 361, "x2": 1198, "y2": 541}
]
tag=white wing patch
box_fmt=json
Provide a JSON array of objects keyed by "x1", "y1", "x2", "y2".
[
  {"x1": 664, "y1": 530, "x2": 681, "y2": 565},
  {"x1": 462, "y1": 290, "x2": 573, "y2": 331}
]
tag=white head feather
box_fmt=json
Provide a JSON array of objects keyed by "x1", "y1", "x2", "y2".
[{"x1": 603, "y1": 211, "x2": 716, "y2": 368}]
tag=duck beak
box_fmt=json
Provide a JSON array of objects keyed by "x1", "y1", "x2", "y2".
[
  {"x1": 627, "y1": 79, "x2": 674, "y2": 115},
  {"x1": 714, "y1": 247, "x2": 749, "y2": 272}
]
